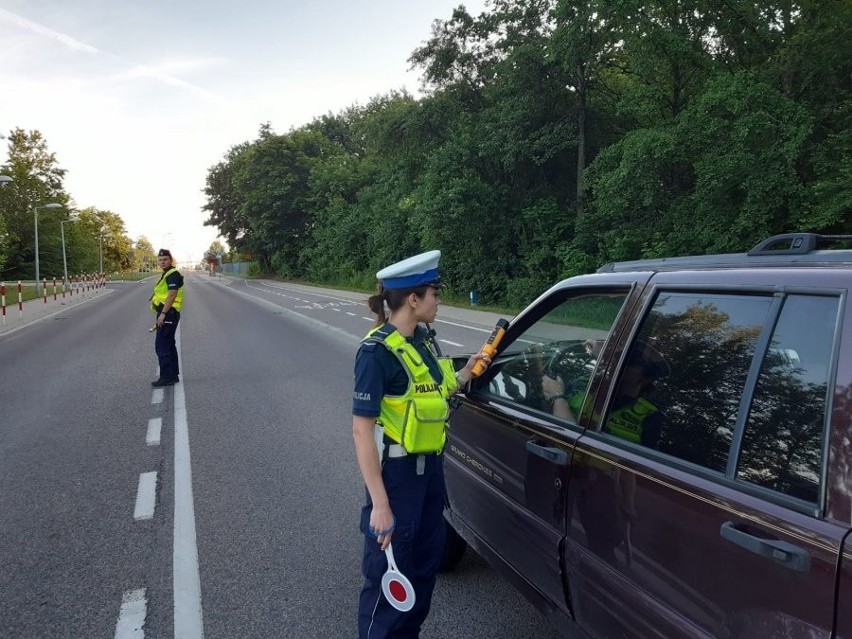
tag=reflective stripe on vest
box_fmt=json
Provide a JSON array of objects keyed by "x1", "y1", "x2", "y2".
[
  {"x1": 605, "y1": 396, "x2": 659, "y2": 444},
  {"x1": 151, "y1": 267, "x2": 184, "y2": 312},
  {"x1": 365, "y1": 326, "x2": 458, "y2": 454}
]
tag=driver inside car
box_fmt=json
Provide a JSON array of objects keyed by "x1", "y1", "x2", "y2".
[{"x1": 541, "y1": 339, "x2": 604, "y2": 421}]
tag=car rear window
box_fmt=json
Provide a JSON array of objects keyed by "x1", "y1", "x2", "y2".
[
  {"x1": 606, "y1": 289, "x2": 839, "y2": 507},
  {"x1": 737, "y1": 294, "x2": 838, "y2": 503},
  {"x1": 608, "y1": 292, "x2": 774, "y2": 473}
]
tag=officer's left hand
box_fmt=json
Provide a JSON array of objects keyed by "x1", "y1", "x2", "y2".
[{"x1": 464, "y1": 351, "x2": 491, "y2": 374}]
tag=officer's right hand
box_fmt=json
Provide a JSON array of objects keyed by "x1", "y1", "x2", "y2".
[{"x1": 370, "y1": 506, "x2": 395, "y2": 551}]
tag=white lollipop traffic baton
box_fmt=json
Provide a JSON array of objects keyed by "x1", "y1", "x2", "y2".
[{"x1": 381, "y1": 542, "x2": 416, "y2": 612}]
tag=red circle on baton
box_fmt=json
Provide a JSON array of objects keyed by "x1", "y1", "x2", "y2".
[{"x1": 381, "y1": 542, "x2": 415, "y2": 612}]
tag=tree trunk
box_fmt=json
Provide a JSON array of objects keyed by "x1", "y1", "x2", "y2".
[{"x1": 576, "y1": 63, "x2": 588, "y2": 217}]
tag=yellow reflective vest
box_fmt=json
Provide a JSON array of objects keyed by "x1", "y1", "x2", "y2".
[
  {"x1": 605, "y1": 396, "x2": 659, "y2": 444},
  {"x1": 365, "y1": 326, "x2": 459, "y2": 454},
  {"x1": 150, "y1": 267, "x2": 184, "y2": 313}
]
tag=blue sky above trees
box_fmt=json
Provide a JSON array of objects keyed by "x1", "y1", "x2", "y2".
[{"x1": 0, "y1": 0, "x2": 486, "y2": 263}]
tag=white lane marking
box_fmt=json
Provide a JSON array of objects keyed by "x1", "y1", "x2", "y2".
[
  {"x1": 346, "y1": 312, "x2": 356, "y2": 316},
  {"x1": 332, "y1": 308, "x2": 341, "y2": 312},
  {"x1": 173, "y1": 327, "x2": 204, "y2": 638},
  {"x1": 439, "y1": 339, "x2": 463, "y2": 347},
  {"x1": 134, "y1": 472, "x2": 157, "y2": 521},
  {"x1": 146, "y1": 418, "x2": 162, "y2": 446},
  {"x1": 151, "y1": 389, "x2": 164, "y2": 404},
  {"x1": 246, "y1": 280, "x2": 360, "y2": 305},
  {"x1": 434, "y1": 318, "x2": 493, "y2": 333},
  {"x1": 114, "y1": 588, "x2": 147, "y2": 639},
  {"x1": 241, "y1": 279, "x2": 499, "y2": 340}
]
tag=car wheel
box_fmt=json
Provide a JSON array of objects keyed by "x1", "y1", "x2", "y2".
[{"x1": 440, "y1": 520, "x2": 468, "y2": 572}]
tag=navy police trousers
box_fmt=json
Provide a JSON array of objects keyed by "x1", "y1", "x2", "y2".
[
  {"x1": 358, "y1": 453, "x2": 446, "y2": 639},
  {"x1": 154, "y1": 309, "x2": 180, "y2": 380}
]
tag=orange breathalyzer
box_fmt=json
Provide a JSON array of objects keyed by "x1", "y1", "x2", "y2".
[{"x1": 471, "y1": 318, "x2": 510, "y2": 378}]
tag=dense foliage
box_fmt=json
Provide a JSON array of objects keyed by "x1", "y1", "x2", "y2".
[
  {"x1": 0, "y1": 129, "x2": 141, "y2": 278},
  {"x1": 203, "y1": 0, "x2": 851, "y2": 307}
]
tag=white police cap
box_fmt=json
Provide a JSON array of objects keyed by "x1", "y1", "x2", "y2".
[{"x1": 376, "y1": 250, "x2": 442, "y2": 290}]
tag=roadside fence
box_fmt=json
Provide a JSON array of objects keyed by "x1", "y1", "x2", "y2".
[{"x1": 2, "y1": 273, "x2": 107, "y2": 326}]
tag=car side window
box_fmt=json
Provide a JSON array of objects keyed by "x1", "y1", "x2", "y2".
[
  {"x1": 605, "y1": 292, "x2": 774, "y2": 473},
  {"x1": 486, "y1": 291, "x2": 629, "y2": 421},
  {"x1": 736, "y1": 294, "x2": 838, "y2": 503}
]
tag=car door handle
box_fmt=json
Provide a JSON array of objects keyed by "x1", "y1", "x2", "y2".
[
  {"x1": 525, "y1": 440, "x2": 568, "y2": 466},
  {"x1": 720, "y1": 521, "x2": 811, "y2": 572}
]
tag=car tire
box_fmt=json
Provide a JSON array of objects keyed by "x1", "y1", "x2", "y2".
[{"x1": 440, "y1": 520, "x2": 468, "y2": 572}]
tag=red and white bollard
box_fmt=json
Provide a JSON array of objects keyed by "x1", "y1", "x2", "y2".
[
  {"x1": 18, "y1": 281, "x2": 22, "y2": 317},
  {"x1": 42, "y1": 278, "x2": 47, "y2": 303},
  {"x1": 53, "y1": 277, "x2": 57, "y2": 302},
  {"x1": 1, "y1": 282, "x2": 6, "y2": 326}
]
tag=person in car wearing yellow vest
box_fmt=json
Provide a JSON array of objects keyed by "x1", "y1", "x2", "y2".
[
  {"x1": 150, "y1": 248, "x2": 184, "y2": 387},
  {"x1": 543, "y1": 338, "x2": 668, "y2": 448},
  {"x1": 352, "y1": 250, "x2": 489, "y2": 638},
  {"x1": 604, "y1": 340, "x2": 669, "y2": 447}
]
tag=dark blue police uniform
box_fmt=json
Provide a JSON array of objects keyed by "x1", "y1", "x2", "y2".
[
  {"x1": 154, "y1": 269, "x2": 183, "y2": 381},
  {"x1": 353, "y1": 323, "x2": 448, "y2": 638}
]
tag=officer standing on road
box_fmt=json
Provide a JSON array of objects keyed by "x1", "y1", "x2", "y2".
[
  {"x1": 352, "y1": 250, "x2": 489, "y2": 638},
  {"x1": 150, "y1": 248, "x2": 184, "y2": 387}
]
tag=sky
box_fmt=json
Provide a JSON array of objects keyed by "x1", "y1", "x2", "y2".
[{"x1": 0, "y1": 0, "x2": 486, "y2": 265}]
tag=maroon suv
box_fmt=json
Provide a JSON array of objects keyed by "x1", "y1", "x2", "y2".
[{"x1": 444, "y1": 233, "x2": 852, "y2": 638}]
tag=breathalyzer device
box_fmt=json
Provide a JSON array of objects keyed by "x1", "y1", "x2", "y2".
[{"x1": 471, "y1": 318, "x2": 510, "y2": 378}]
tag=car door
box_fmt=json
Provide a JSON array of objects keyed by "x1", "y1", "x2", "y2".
[
  {"x1": 837, "y1": 533, "x2": 852, "y2": 639},
  {"x1": 565, "y1": 270, "x2": 851, "y2": 638},
  {"x1": 445, "y1": 274, "x2": 646, "y2": 618}
]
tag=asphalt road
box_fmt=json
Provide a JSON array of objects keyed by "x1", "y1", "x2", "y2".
[{"x1": 0, "y1": 274, "x2": 561, "y2": 638}]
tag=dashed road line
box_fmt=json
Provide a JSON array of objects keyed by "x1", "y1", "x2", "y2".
[
  {"x1": 114, "y1": 588, "x2": 147, "y2": 639},
  {"x1": 133, "y1": 472, "x2": 157, "y2": 521},
  {"x1": 146, "y1": 418, "x2": 162, "y2": 446},
  {"x1": 439, "y1": 339, "x2": 463, "y2": 347},
  {"x1": 151, "y1": 389, "x2": 164, "y2": 404}
]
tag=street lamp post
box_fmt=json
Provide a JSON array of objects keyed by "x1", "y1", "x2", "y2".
[
  {"x1": 99, "y1": 226, "x2": 107, "y2": 275},
  {"x1": 34, "y1": 202, "x2": 62, "y2": 292},
  {"x1": 60, "y1": 216, "x2": 78, "y2": 286}
]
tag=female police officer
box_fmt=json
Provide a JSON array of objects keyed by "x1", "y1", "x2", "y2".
[{"x1": 352, "y1": 250, "x2": 488, "y2": 638}]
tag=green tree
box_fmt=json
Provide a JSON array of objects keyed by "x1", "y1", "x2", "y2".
[
  {"x1": 0, "y1": 128, "x2": 70, "y2": 279},
  {"x1": 133, "y1": 236, "x2": 156, "y2": 271},
  {"x1": 202, "y1": 142, "x2": 252, "y2": 251}
]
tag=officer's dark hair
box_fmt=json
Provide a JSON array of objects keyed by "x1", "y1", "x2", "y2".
[{"x1": 368, "y1": 284, "x2": 430, "y2": 327}]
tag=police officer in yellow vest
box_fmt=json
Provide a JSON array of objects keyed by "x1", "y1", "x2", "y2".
[
  {"x1": 150, "y1": 248, "x2": 184, "y2": 387},
  {"x1": 352, "y1": 250, "x2": 489, "y2": 638}
]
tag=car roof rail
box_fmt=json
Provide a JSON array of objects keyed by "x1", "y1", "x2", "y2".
[
  {"x1": 597, "y1": 232, "x2": 852, "y2": 273},
  {"x1": 747, "y1": 233, "x2": 852, "y2": 256}
]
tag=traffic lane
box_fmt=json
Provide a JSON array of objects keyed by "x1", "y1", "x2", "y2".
[
  {"x1": 182, "y1": 276, "x2": 365, "y2": 638},
  {"x1": 224, "y1": 278, "x2": 493, "y2": 355},
  {"x1": 0, "y1": 284, "x2": 171, "y2": 639},
  {"x1": 183, "y1": 278, "x2": 561, "y2": 638}
]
